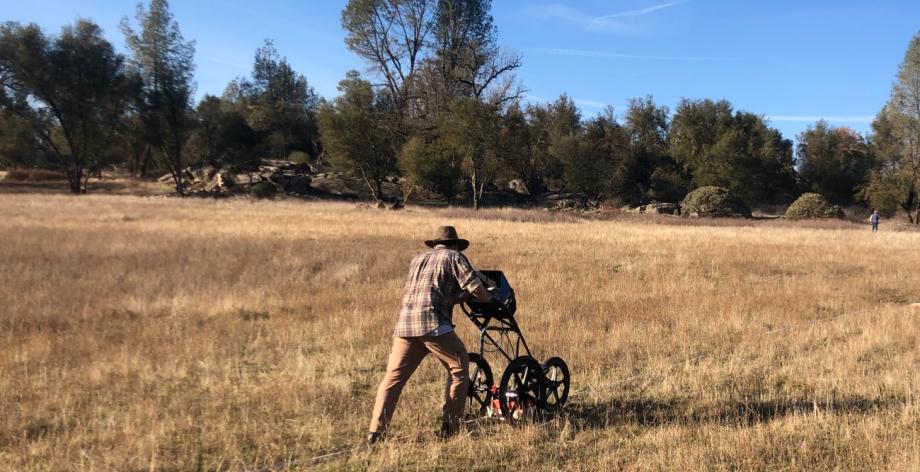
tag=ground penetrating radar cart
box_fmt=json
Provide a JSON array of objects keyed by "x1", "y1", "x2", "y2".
[{"x1": 461, "y1": 270, "x2": 570, "y2": 420}]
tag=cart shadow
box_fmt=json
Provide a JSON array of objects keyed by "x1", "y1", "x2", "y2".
[{"x1": 561, "y1": 394, "x2": 907, "y2": 429}]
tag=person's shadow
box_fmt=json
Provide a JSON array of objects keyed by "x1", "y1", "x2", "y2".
[{"x1": 560, "y1": 393, "x2": 905, "y2": 429}]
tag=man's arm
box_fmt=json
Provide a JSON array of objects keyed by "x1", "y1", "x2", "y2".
[{"x1": 453, "y1": 254, "x2": 493, "y2": 303}]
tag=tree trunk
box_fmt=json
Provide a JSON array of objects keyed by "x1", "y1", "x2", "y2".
[
  {"x1": 905, "y1": 189, "x2": 918, "y2": 224},
  {"x1": 170, "y1": 170, "x2": 183, "y2": 196},
  {"x1": 67, "y1": 167, "x2": 83, "y2": 194},
  {"x1": 81, "y1": 168, "x2": 94, "y2": 193},
  {"x1": 376, "y1": 179, "x2": 385, "y2": 204},
  {"x1": 139, "y1": 146, "x2": 152, "y2": 178},
  {"x1": 167, "y1": 140, "x2": 185, "y2": 196},
  {"x1": 471, "y1": 170, "x2": 479, "y2": 210},
  {"x1": 402, "y1": 183, "x2": 417, "y2": 205},
  {"x1": 166, "y1": 150, "x2": 185, "y2": 196},
  {"x1": 357, "y1": 166, "x2": 381, "y2": 203}
]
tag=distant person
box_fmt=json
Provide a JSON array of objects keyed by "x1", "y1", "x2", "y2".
[
  {"x1": 870, "y1": 210, "x2": 880, "y2": 232},
  {"x1": 366, "y1": 226, "x2": 492, "y2": 444}
]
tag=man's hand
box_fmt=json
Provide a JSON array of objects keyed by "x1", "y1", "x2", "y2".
[{"x1": 471, "y1": 284, "x2": 492, "y2": 303}]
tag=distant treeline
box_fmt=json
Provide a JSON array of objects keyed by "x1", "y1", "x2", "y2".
[{"x1": 1, "y1": 0, "x2": 919, "y2": 221}]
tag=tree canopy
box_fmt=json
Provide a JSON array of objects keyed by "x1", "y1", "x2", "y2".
[{"x1": 1, "y1": 0, "x2": 919, "y2": 223}]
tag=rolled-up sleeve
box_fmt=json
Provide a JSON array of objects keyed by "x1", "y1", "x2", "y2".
[{"x1": 453, "y1": 253, "x2": 483, "y2": 293}]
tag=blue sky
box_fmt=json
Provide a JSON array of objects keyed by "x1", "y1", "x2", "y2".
[{"x1": 3, "y1": 0, "x2": 919, "y2": 141}]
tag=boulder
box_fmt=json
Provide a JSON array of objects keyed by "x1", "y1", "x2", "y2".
[
  {"x1": 550, "y1": 197, "x2": 598, "y2": 212},
  {"x1": 309, "y1": 173, "x2": 358, "y2": 198},
  {"x1": 268, "y1": 171, "x2": 311, "y2": 195},
  {"x1": 193, "y1": 165, "x2": 217, "y2": 182},
  {"x1": 286, "y1": 175, "x2": 312, "y2": 195},
  {"x1": 624, "y1": 203, "x2": 680, "y2": 215},
  {"x1": 250, "y1": 181, "x2": 281, "y2": 199},
  {"x1": 261, "y1": 159, "x2": 294, "y2": 169},
  {"x1": 545, "y1": 192, "x2": 583, "y2": 202},
  {"x1": 180, "y1": 167, "x2": 196, "y2": 183},
  {"x1": 507, "y1": 179, "x2": 530, "y2": 196},
  {"x1": 205, "y1": 171, "x2": 236, "y2": 192}
]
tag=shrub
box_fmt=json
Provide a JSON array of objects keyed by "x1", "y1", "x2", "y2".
[
  {"x1": 249, "y1": 181, "x2": 281, "y2": 199},
  {"x1": 4, "y1": 169, "x2": 68, "y2": 182},
  {"x1": 785, "y1": 193, "x2": 844, "y2": 219},
  {"x1": 681, "y1": 186, "x2": 751, "y2": 218}
]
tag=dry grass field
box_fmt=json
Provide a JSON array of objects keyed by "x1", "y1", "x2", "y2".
[{"x1": 1, "y1": 194, "x2": 919, "y2": 471}]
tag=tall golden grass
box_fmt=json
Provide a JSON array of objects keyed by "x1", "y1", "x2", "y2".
[{"x1": 1, "y1": 194, "x2": 919, "y2": 471}]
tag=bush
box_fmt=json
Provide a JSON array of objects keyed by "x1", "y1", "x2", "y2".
[
  {"x1": 785, "y1": 193, "x2": 844, "y2": 219},
  {"x1": 4, "y1": 169, "x2": 68, "y2": 182},
  {"x1": 249, "y1": 181, "x2": 281, "y2": 199},
  {"x1": 681, "y1": 186, "x2": 751, "y2": 218}
]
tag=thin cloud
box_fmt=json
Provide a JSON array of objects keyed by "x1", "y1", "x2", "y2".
[
  {"x1": 525, "y1": 2, "x2": 687, "y2": 32},
  {"x1": 525, "y1": 93, "x2": 607, "y2": 109},
  {"x1": 524, "y1": 93, "x2": 551, "y2": 103},
  {"x1": 768, "y1": 115, "x2": 874, "y2": 123},
  {"x1": 206, "y1": 57, "x2": 251, "y2": 70},
  {"x1": 531, "y1": 47, "x2": 740, "y2": 62},
  {"x1": 574, "y1": 98, "x2": 607, "y2": 108},
  {"x1": 594, "y1": 1, "x2": 684, "y2": 20}
]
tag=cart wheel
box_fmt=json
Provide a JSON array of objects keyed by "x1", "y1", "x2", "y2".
[
  {"x1": 498, "y1": 356, "x2": 544, "y2": 421},
  {"x1": 466, "y1": 353, "x2": 493, "y2": 417},
  {"x1": 542, "y1": 357, "x2": 570, "y2": 412}
]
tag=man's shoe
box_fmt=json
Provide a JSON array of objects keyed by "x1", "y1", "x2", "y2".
[{"x1": 367, "y1": 432, "x2": 382, "y2": 445}]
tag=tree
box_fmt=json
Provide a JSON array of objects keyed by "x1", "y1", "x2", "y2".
[
  {"x1": 494, "y1": 103, "x2": 538, "y2": 197},
  {"x1": 399, "y1": 135, "x2": 462, "y2": 202},
  {"x1": 527, "y1": 95, "x2": 581, "y2": 190},
  {"x1": 122, "y1": 0, "x2": 196, "y2": 195},
  {"x1": 0, "y1": 111, "x2": 44, "y2": 168},
  {"x1": 615, "y1": 96, "x2": 680, "y2": 204},
  {"x1": 234, "y1": 40, "x2": 319, "y2": 160},
  {"x1": 432, "y1": 0, "x2": 521, "y2": 107},
  {"x1": 342, "y1": 0, "x2": 434, "y2": 125},
  {"x1": 670, "y1": 98, "x2": 795, "y2": 206},
  {"x1": 796, "y1": 121, "x2": 872, "y2": 205},
  {"x1": 864, "y1": 31, "x2": 920, "y2": 223},
  {"x1": 560, "y1": 111, "x2": 622, "y2": 201},
  {"x1": 318, "y1": 71, "x2": 397, "y2": 203},
  {"x1": 184, "y1": 95, "x2": 261, "y2": 171},
  {"x1": 440, "y1": 98, "x2": 500, "y2": 209},
  {"x1": 0, "y1": 20, "x2": 136, "y2": 192}
]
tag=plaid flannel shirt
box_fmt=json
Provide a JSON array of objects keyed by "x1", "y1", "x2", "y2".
[{"x1": 393, "y1": 247, "x2": 484, "y2": 337}]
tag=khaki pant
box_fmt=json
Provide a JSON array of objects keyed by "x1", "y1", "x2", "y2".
[{"x1": 369, "y1": 331, "x2": 469, "y2": 433}]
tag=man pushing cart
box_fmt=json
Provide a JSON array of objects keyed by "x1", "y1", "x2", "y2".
[
  {"x1": 367, "y1": 226, "x2": 570, "y2": 444},
  {"x1": 367, "y1": 226, "x2": 492, "y2": 444}
]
